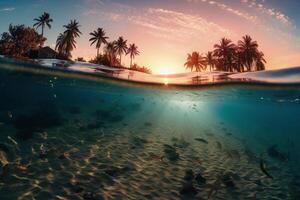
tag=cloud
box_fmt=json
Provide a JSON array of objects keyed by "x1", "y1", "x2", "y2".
[
  {"x1": 128, "y1": 8, "x2": 234, "y2": 42},
  {"x1": 186, "y1": 0, "x2": 257, "y2": 23},
  {"x1": 240, "y1": 0, "x2": 291, "y2": 26},
  {"x1": 186, "y1": 0, "x2": 292, "y2": 27},
  {"x1": 0, "y1": 7, "x2": 15, "y2": 12}
]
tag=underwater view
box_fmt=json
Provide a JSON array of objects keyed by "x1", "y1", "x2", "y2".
[
  {"x1": 1, "y1": 0, "x2": 300, "y2": 199},
  {"x1": 0, "y1": 61, "x2": 300, "y2": 200}
]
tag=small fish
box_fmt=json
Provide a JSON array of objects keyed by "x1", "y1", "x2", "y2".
[
  {"x1": 7, "y1": 136, "x2": 18, "y2": 147},
  {"x1": 16, "y1": 164, "x2": 30, "y2": 172},
  {"x1": 260, "y1": 159, "x2": 273, "y2": 179},
  {"x1": 194, "y1": 138, "x2": 208, "y2": 144},
  {"x1": 0, "y1": 151, "x2": 9, "y2": 166},
  {"x1": 149, "y1": 154, "x2": 164, "y2": 161}
]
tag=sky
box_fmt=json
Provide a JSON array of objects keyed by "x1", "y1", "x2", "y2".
[{"x1": 0, "y1": 0, "x2": 300, "y2": 74}]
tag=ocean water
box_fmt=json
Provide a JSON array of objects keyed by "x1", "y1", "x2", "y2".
[{"x1": 0, "y1": 62, "x2": 300, "y2": 200}]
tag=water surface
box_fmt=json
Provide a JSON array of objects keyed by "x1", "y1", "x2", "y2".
[{"x1": 0, "y1": 62, "x2": 299, "y2": 200}]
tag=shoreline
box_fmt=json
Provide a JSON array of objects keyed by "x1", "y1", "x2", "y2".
[{"x1": 0, "y1": 56, "x2": 300, "y2": 87}]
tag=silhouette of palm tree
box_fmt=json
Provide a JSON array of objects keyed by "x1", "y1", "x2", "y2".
[
  {"x1": 238, "y1": 35, "x2": 259, "y2": 71},
  {"x1": 105, "y1": 42, "x2": 118, "y2": 66},
  {"x1": 255, "y1": 51, "x2": 266, "y2": 71},
  {"x1": 213, "y1": 38, "x2": 236, "y2": 72},
  {"x1": 55, "y1": 33, "x2": 65, "y2": 56},
  {"x1": 114, "y1": 36, "x2": 128, "y2": 66},
  {"x1": 89, "y1": 28, "x2": 109, "y2": 57},
  {"x1": 184, "y1": 52, "x2": 206, "y2": 72},
  {"x1": 126, "y1": 43, "x2": 140, "y2": 68},
  {"x1": 55, "y1": 20, "x2": 81, "y2": 59},
  {"x1": 33, "y1": 12, "x2": 53, "y2": 37},
  {"x1": 205, "y1": 51, "x2": 216, "y2": 72}
]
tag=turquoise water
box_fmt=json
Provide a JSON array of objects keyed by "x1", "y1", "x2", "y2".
[{"x1": 0, "y1": 63, "x2": 300, "y2": 199}]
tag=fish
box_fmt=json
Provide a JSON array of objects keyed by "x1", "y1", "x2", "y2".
[
  {"x1": 194, "y1": 138, "x2": 208, "y2": 144},
  {"x1": 0, "y1": 151, "x2": 9, "y2": 166},
  {"x1": 16, "y1": 164, "x2": 30, "y2": 172},
  {"x1": 7, "y1": 136, "x2": 19, "y2": 150},
  {"x1": 260, "y1": 159, "x2": 273, "y2": 179},
  {"x1": 149, "y1": 153, "x2": 164, "y2": 161},
  {"x1": 7, "y1": 136, "x2": 18, "y2": 146}
]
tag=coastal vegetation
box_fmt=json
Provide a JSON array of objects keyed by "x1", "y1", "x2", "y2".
[
  {"x1": 33, "y1": 12, "x2": 53, "y2": 38},
  {"x1": 127, "y1": 43, "x2": 140, "y2": 68},
  {"x1": 55, "y1": 20, "x2": 82, "y2": 60},
  {"x1": 89, "y1": 28, "x2": 108, "y2": 57},
  {"x1": 114, "y1": 36, "x2": 128, "y2": 65},
  {"x1": 0, "y1": 11, "x2": 265, "y2": 74},
  {"x1": 0, "y1": 24, "x2": 45, "y2": 57},
  {"x1": 0, "y1": 12, "x2": 150, "y2": 73},
  {"x1": 185, "y1": 36, "x2": 266, "y2": 72}
]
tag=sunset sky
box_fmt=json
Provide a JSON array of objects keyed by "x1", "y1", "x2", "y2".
[{"x1": 0, "y1": 0, "x2": 300, "y2": 74}]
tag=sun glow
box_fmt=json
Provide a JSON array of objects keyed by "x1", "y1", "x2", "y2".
[
  {"x1": 157, "y1": 66, "x2": 175, "y2": 75},
  {"x1": 164, "y1": 78, "x2": 169, "y2": 85}
]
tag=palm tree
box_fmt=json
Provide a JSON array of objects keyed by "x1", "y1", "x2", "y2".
[
  {"x1": 255, "y1": 51, "x2": 266, "y2": 71},
  {"x1": 104, "y1": 42, "x2": 117, "y2": 66},
  {"x1": 234, "y1": 51, "x2": 244, "y2": 73},
  {"x1": 184, "y1": 52, "x2": 206, "y2": 72},
  {"x1": 33, "y1": 12, "x2": 53, "y2": 37},
  {"x1": 126, "y1": 43, "x2": 140, "y2": 68},
  {"x1": 238, "y1": 35, "x2": 259, "y2": 71},
  {"x1": 114, "y1": 36, "x2": 128, "y2": 66},
  {"x1": 213, "y1": 38, "x2": 236, "y2": 72},
  {"x1": 89, "y1": 28, "x2": 109, "y2": 57},
  {"x1": 55, "y1": 33, "x2": 66, "y2": 56},
  {"x1": 205, "y1": 51, "x2": 216, "y2": 72},
  {"x1": 55, "y1": 20, "x2": 81, "y2": 59}
]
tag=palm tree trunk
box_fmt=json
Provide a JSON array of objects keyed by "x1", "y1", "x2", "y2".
[
  {"x1": 41, "y1": 25, "x2": 44, "y2": 37},
  {"x1": 97, "y1": 48, "x2": 99, "y2": 57},
  {"x1": 130, "y1": 57, "x2": 132, "y2": 68},
  {"x1": 120, "y1": 54, "x2": 122, "y2": 66}
]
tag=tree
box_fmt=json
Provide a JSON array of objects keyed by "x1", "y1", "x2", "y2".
[
  {"x1": 0, "y1": 24, "x2": 45, "y2": 57},
  {"x1": 0, "y1": 32, "x2": 13, "y2": 55},
  {"x1": 255, "y1": 51, "x2": 266, "y2": 71},
  {"x1": 55, "y1": 20, "x2": 81, "y2": 59},
  {"x1": 238, "y1": 35, "x2": 259, "y2": 71},
  {"x1": 89, "y1": 28, "x2": 108, "y2": 57},
  {"x1": 113, "y1": 36, "x2": 128, "y2": 66},
  {"x1": 104, "y1": 42, "x2": 119, "y2": 67},
  {"x1": 184, "y1": 52, "x2": 206, "y2": 72},
  {"x1": 213, "y1": 38, "x2": 237, "y2": 72},
  {"x1": 126, "y1": 43, "x2": 140, "y2": 68},
  {"x1": 205, "y1": 51, "x2": 216, "y2": 72},
  {"x1": 33, "y1": 12, "x2": 53, "y2": 37},
  {"x1": 131, "y1": 63, "x2": 152, "y2": 74}
]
